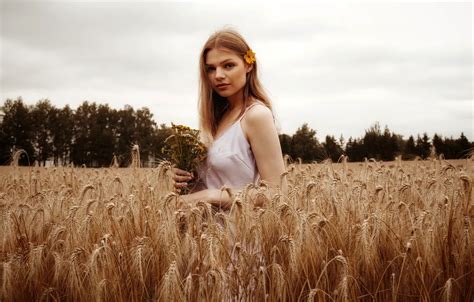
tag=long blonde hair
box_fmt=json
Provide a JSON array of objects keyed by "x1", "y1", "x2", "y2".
[{"x1": 198, "y1": 27, "x2": 274, "y2": 147}]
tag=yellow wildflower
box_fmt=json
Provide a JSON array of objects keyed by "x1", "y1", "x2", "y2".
[
  {"x1": 162, "y1": 124, "x2": 208, "y2": 194},
  {"x1": 244, "y1": 49, "x2": 256, "y2": 65}
]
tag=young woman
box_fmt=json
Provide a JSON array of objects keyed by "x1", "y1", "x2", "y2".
[{"x1": 172, "y1": 27, "x2": 287, "y2": 209}]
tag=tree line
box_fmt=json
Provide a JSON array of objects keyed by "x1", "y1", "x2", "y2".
[
  {"x1": 0, "y1": 98, "x2": 171, "y2": 167},
  {"x1": 279, "y1": 122, "x2": 472, "y2": 163},
  {"x1": 1, "y1": 98, "x2": 472, "y2": 166}
]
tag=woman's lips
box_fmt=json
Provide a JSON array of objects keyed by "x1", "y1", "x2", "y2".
[{"x1": 217, "y1": 84, "x2": 230, "y2": 90}]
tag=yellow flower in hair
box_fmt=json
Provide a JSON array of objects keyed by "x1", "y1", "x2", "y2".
[{"x1": 244, "y1": 49, "x2": 256, "y2": 64}]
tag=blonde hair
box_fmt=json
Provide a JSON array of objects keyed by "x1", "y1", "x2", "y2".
[{"x1": 198, "y1": 27, "x2": 274, "y2": 147}]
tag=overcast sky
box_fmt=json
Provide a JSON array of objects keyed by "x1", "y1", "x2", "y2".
[{"x1": 1, "y1": 1, "x2": 472, "y2": 141}]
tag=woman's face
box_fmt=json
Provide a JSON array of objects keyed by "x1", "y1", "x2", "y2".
[{"x1": 205, "y1": 48, "x2": 252, "y2": 99}]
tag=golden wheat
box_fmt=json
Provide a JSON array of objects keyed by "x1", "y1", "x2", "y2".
[{"x1": 0, "y1": 157, "x2": 473, "y2": 301}]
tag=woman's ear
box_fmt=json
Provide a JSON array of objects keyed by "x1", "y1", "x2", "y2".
[{"x1": 246, "y1": 63, "x2": 253, "y2": 74}]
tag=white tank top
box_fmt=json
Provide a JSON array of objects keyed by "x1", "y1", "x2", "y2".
[{"x1": 196, "y1": 101, "x2": 265, "y2": 190}]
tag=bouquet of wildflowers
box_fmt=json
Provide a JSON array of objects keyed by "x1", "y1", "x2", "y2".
[{"x1": 161, "y1": 123, "x2": 207, "y2": 194}]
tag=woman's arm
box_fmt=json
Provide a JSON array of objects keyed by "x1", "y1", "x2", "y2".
[
  {"x1": 244, "y1": 104, "x2": 288, "y2": 193},
  {"x1": 179, "y1": 188, "x2": 233, "y2": 209},
  {"x1": 179, "y1": 186, "x2": 269, "y2": 210}
]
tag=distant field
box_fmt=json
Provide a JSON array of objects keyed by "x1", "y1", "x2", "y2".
[{"x1": 1, "y1": 158, "x2": 473, "y2": 301}]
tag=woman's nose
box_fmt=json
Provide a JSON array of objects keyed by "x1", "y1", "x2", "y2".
[{"x1": 215, "y1": 67, "x2": 225, "y2": 79}]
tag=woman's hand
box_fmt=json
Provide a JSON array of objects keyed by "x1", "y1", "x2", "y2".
[{"x1": 171, "y1": 167, "x2": 194, "y2": 194}]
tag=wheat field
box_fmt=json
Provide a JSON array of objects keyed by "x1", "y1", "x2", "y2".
[{"x1": 0, "y1": 157, "x2": 473, "y2": 301}]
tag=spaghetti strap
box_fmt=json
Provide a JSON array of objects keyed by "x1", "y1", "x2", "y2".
[{"x1": 238, "y1": 100, "x2": 264, "y2": 122}]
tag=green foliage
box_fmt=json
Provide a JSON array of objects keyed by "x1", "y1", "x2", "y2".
[
  {"x1": 290, "y1": 123, "x2": 324, "y2": 163},
  {"x1": 345, "y1": 137, "x2": 365, "y2": 162},
  {"x1": 360, "y1": 122, "x2": 400, "y2": 161},
  {"x1": 0, "y1": 98, "x2": 35, "y2": 165},
  {"x1": 31, "y1": 99, "x2": 54, "y2": 165},
  {"x1": 415, "y1": 133, "x2": 431, "y2": 159},
  {"x1": 432, "y1": 132, "x2": 473, "y2": 159},
  {"x1": 50, "y1": 105, "x2": 74, "y2": 165},
  {"x1": 0, "y1": 99, "x2": 472, "y2": 166},
  {"x1": 153, "y1": 123, "x2": 173, "y2": 161},
  {"x1": 322, "y1": 135, "x2": 344, "y2": 162},
  {"x1": 402, "y1": 135, "x2": 417, "y2": 160}
]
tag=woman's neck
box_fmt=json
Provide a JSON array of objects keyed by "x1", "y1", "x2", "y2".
[{"x1": 226, "y1": 89, "x2": 247, "y2": 111}]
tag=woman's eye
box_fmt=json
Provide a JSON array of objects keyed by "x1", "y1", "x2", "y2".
[{"x1": 206, "y1": 64, "x2": 233, "y2": 72}]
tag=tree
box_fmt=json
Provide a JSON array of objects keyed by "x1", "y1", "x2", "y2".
[
  {"x1": 116, "y1": 105, "x2": 136, "y2": 166},
  {"x1": 403, "y1": 135, "x2": 417, "y2": 160},
  {"x1": 49, "y1": 105, "x2": 74, "y2": 165},
  {"x1": 71, "y1": 101, "x2": 97, "y2": 166},
  {"x1": 345, "y1": 137, "x2": 365, "y2": 162},
  {"x1": 134, "y1": 107, "x2": 157, "y2": 167},
  {"x1": 322, "y1": 135, "x2": 344, "y2": 162},
  {"x1": 432, "y1": 134, "x2": 445, "y2": 158},
  {"x1": 338, "y1": 134, "x2": 345, "y2": 150},
  {"x1": 0, "y1": 98, "x2": 35, "y2": 165},
  {"x1": 455, "y1": 132, "x2": 472, "y2": 158},
  {"x1": 363, "y1": 122, "x2": 382, "y2": 160},
  {"x1": 278, "y1": 133, "x2": 292, "y2": 159},
  {"x1": 153, "y1": 123, "x2": 173, "y2": 162},
  {"x1": 380, "y1": 126, "x2": 400, "y2": 161},
  {"x1": 90, "y1": 104, "x2": 115, "y2": 167},
  {"x1": 31, "y1": 99, "x2": 54, "y2": 165},
  {"x1": 290, "y1": 123, "x2": 323, "y2": 163},
  {"x1": 415, "y1": 133, "x2": 431, "y2": 159},
  {"x1": 0, "y1": 109, "x2": 9, "y2": 164}
]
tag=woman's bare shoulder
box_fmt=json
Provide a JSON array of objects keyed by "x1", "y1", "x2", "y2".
[
  {"x1": 241, "y1": 102, "x2": 274, "y2": 141},
  {"x1": 246, "y1": 103, "x2": 272, "y2": 121}
]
